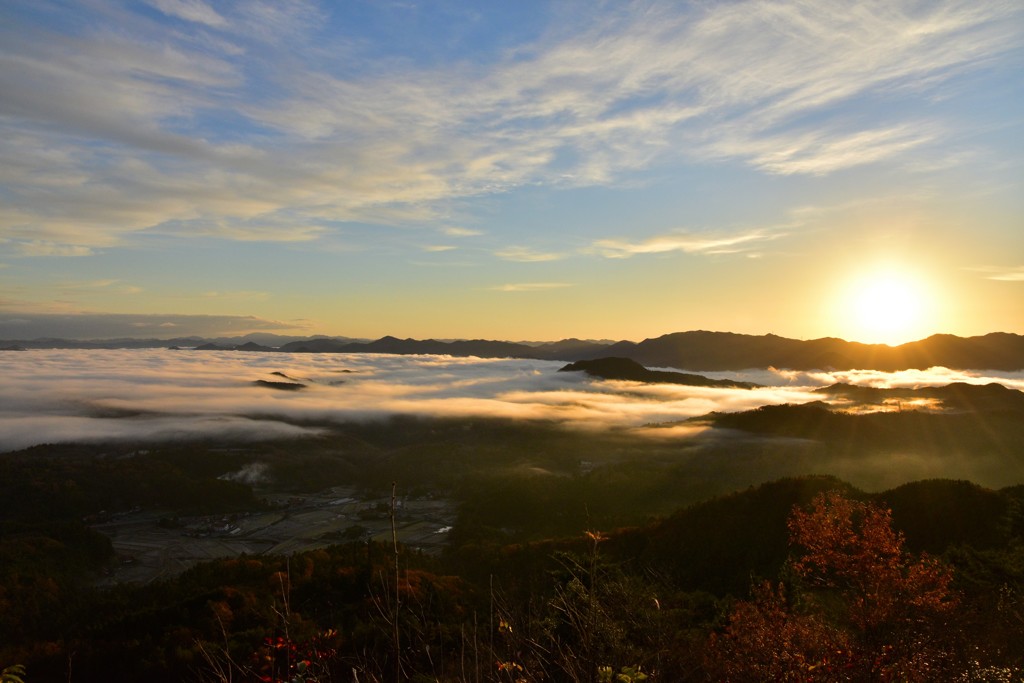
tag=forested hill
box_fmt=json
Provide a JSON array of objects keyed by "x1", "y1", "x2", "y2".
[
  {"x1": 558, "y1": 356, "x2": 760, "y2": 388},
  {"x1": 6, "y1": 470, "x2": 1024, "y2": 681},
  {"x1": 4, "y1": 330, "x2": 1023, "y2": 371}
]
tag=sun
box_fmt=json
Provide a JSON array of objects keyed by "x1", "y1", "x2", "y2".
[{"x1": 838, "y1": 268, "x2": 933, "y2": 346}]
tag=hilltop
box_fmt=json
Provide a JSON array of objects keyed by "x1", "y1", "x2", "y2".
[{"x1": 558, "y1": 356, "x2": 760, "y2": 388}]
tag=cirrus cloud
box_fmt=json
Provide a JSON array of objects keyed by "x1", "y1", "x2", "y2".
[
  {"x1": 592, "y1": 229, "x2": 776, "y2": 259},
  {"x1": 0, "y1": 0, "x2": 1018, "y2": 251},
  {"x1": 489, "y1": 282, "x2": 574, "y2": 292}
]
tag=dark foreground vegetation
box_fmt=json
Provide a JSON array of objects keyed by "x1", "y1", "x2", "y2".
[{"x1": 3, "y1": 405, "x2": 1024, "y2": 681}]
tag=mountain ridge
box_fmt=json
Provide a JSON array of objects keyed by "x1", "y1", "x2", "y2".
[{"x1": 3, "y1": 330, "x2": 1022, "y2": 371}]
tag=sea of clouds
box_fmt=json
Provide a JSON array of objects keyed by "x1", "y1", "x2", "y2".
[{"x1": 1, "y1": 349, "x2": 1023, "y2": 452}]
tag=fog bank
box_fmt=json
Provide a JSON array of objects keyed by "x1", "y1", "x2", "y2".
[{"x1": 1, "y1": 349, "x2": 1021, "y2": 451}]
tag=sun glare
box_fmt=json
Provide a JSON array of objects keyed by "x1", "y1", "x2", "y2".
[{"x1": 838, "y1": 269, "x2": 933, "y2": 346}]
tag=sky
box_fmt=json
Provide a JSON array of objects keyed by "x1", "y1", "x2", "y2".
[{"x1": 1, "y1": 0, "x2": 1022, "y2": 344}]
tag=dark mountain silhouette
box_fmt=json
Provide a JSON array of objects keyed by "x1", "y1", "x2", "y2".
[
  {"x1": 234, "y1": 341, "x2": 276, "y2": 352},
  {"x1": 194, "y1": 341, "x2": 276, "y2": 351},
  {"x1": 272, "y1": 331, "x2": 1024, "y2": 371},
  {"x1": 5, "y1": 335, "x2": 206, "y2": 349},
  {"x1": 253, "y1": 379, "x2": 306, "y2": 391},
  {"x1": 929, "y1": 382, "x2": 1024, "y2": 411},
  {"x1": 590, "y1": 339, "x2": 640, "y2": 358},
  {"x1": 559, "y1": 357, "x2": 760, "y2": 388},
  {"x1": 278, "y1": 335, "x2": 583, "y2": 358},
  {"x1": 3, "y1": 330, "x2": 1021, "y2": 371},
  {"x1": 604, "y1": 476, "x2": 858, "y2": 595},
  {"x1": 623, "y1": 330, "x2": 1024, "y2": 371},
  {"x1": 600, "y1": 475, "x2": 1017, "y2": 596},
  {"x1": 0, "y1": 333, "x2": 364, "y2": 351},
  {"x1": 703, "y1": 384, "x2": 1024, "y2": 460},
  {"x1": 277, "y1": 337, "x2": 352, "y2": 353},
  {"x1": 877, "y1": 479, "x2": 1010, "y2": 554},
  {"x1": 816, "y1": 381, "x2": 1024, "y2": 412},
  {"x1": 528, "y1": 338, "x2": 614, "y2": 360},
  {"x1": 194, "y1": 342, "x2": 233, "y2": 351},
  {"x1": 446, "y1": 338, "x2": 544, "y2": 357},
  {"x1": 221, "y1": 332, "x2": 365, "y2": 347}
]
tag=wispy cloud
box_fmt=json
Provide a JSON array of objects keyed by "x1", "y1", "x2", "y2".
[
  {"x1": 0, "y1": 1, "x2": 1017, "y2": 251},
  {"x1": 490, "y1": 282, "x2": 573, "y2": 292},
  {"x1": 592, "y1": 229, "x2": 775, "y2": 259},
  {"x1": 423, "y1": 245, "x2": 457, "y2": 252},
  {"x1": 57, "y1": 279, "x2": 143, "y2": 296},
  {"x1": 708, "y1": 125, "x2": 938, "y2": 176},
  {"x1": 148, "y1": 0, "x2": 228, "y2": 28},
  {"x1": 3, "y1": 240, "x2": 94, "y2": 257},
  {"x1": 494, "y1": 246, "x2": 564, "y2": 262},
  {"x1": 969, "y1": 266, "x2": 1024, "y2": 282},
  {"x1": 200, "y1": 290, "x2": 269, "y2": 300},
  {"x1": 153, "y1": 217, "x2": 327, "y2": 243},
  {"x1": 442, "y1": 227, "x2": 483, "y2": 237}
]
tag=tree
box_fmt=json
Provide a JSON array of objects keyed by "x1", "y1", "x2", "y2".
[
  {"x1": 788, "y1": 491, "x2": 956, "y2": 633},
  {"x1": 705, "y1": 580, "x2": 850, "y2": 681},
  {"x1": 707, "y1": 491, "x2": 960, "y2": 681}
]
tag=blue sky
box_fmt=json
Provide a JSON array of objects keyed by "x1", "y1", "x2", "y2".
[{"x1": 1, "y1": 0, "x2": 1022, "y2": 343}]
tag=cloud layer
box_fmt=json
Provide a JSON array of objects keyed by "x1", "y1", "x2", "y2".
[
  {"x1": 1, "y1": 0, "x2": 1018, "y2": 251},
  {"x1": 2, "y1": 349, "x2": 1021, "y2": 452}
]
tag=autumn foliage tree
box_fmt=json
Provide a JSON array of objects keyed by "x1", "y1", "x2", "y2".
[
  {"x1": 707, "y1": 491, "x2": 960, "y2": 681},
  {"x1": 789, "y1": 492, "x2": 956, "y2": 629}
]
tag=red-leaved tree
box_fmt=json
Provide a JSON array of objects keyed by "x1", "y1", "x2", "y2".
[
  {"x1": 707, "y1": 491, "x2": 960, "y2": 681},
  {"x1": 788, "y1": 491, "x2": 956, "y2": 632}
]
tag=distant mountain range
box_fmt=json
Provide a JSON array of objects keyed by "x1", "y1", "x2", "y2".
[
  {"x1": 0, "y1": 332, "x2": 369, "y2": 350},
  {"x1": 2, "y1": 330, "x2": 1023, "y2": 371}
]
